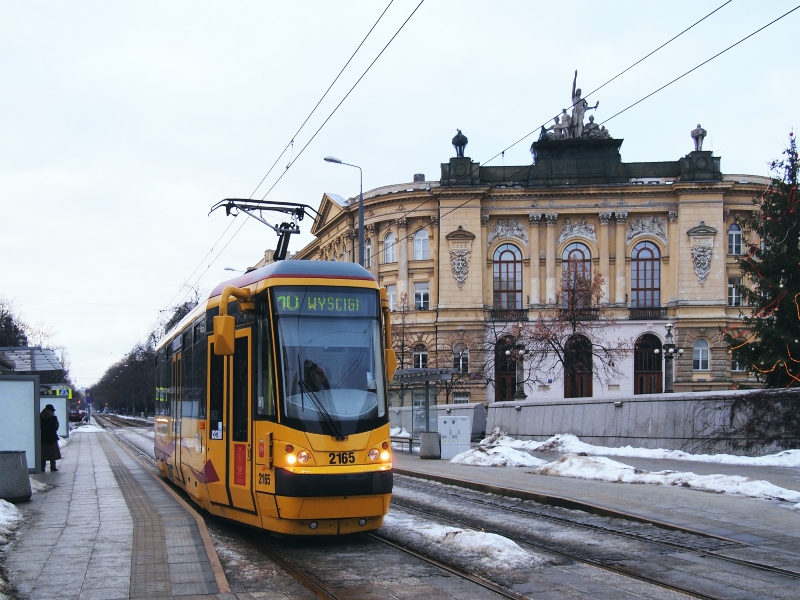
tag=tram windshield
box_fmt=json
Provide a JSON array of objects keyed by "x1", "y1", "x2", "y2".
[{"x1": 271, "y1": 286, "x2": 387, "y2": 437}]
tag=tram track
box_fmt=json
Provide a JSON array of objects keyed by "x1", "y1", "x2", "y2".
[
  {"x1": 392, "y1": 475, "x2": 800, "y2": 600},
  {"x1": 394, "y1": 474, "x2": 800, "y2": 583}
]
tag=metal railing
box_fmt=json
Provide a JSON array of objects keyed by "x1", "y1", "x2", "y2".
[
  {"x1": 628, "y1": 307, "x2": 668, "y2": 320},
  {"x1": 489, "y1": 308, "x2": 528, "y2": 322}
]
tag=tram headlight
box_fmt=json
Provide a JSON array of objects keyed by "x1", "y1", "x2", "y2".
[
  {"x1": 368, "y1": 448, "x2": 380, "y2": 461},
  {"x1": 380, "y1": 451, "x2": 390, "y2": 461},
  {"x1": 286, "y1": 454, "x2": 297, "y2": 465},
  {"x1": 297, "y1": 451, "x2": 309, "y2": 463}
]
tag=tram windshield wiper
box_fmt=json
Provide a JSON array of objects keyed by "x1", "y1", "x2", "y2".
[{"x1": 298, "y1": 355, "x2": 345, "y2": 440}]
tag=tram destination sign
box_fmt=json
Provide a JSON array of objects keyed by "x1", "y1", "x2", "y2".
[{"x1": 272, "y1": 287, "x2": 375, "y2": 318}]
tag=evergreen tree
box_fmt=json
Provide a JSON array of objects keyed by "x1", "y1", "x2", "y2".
[{"x1": 727, "y1": 133, "x2": 800, "y2": 387}]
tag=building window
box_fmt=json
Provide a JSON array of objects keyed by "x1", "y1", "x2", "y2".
[
  {"x1": 728, "y1": 278, "x2": 742, "y2": 306},
  {"x1": 453, "y1": 344, "x2": 469, "y2": 374},
  {"x1": 384, "y1": 232, "x2": 396, "y2": 264},
  {"x1": 364, "y1": 239, "x2": 372, "y2": 268},
  {"x1": 731, "y1": 356, "x2": 746, "y2": 372},
  {"x1": 631, "y1": 241, "x2": 660, "y2": 307},
  {"x1": 728, "y1": 224, "x2": 742, "y2": 256},
  {"x1": 413, "y1": 344, "x2": 428, "y2": 369},
  {"x1": 414, "y1": 282, "x2": 430, "y2": 310},
  {"x1": 493, "y1": 243, "x2": 523, "y2": 310},
  {"x1": 562, "y1": 242, "x2": 592, "y2": 308},
  {"x1": 453, "y1": 392, "x2": 469, "y2": 404},
  {"x1": 386, "y1": 284, "x2": 396, "y2": 311},
  {"x1": 414, "y1": 229, "x2": 429, "y2": 260},
  {"x1": 693, "y1": 339, "x2": 710, "y2": 371}
]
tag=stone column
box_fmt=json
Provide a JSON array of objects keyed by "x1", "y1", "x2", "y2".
[
  {"x1": 528, "y1": 213, "x2": 542, "y2": 305},
  {"x1": 667, "y1": 210, "x2": 678, "y2": 304},
  {"x1": 614, "y1": 212, "x2": 628, "y2": 305},
  {"x1": 397, "y1": 217, "x2": 409, "y2": 301},
  {"x1": 545, "y1": 213, "x2": 558, "y2": 305},
  {"x1": 598, "y1": 212, "x2": 612, "y2": 303}
]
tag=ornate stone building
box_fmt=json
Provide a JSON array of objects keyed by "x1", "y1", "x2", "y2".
[{"x1": 280, "y1": 127, "x2": 763, "y2": 405}]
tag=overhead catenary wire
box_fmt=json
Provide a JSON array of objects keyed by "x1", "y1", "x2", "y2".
[{"x1": 365, "y1": 2, "x2": 798, "y2": 264}]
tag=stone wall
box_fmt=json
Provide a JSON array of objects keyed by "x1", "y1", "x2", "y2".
[{"x1": 487, "y1": 389, "x2": 800, "y2": 455}]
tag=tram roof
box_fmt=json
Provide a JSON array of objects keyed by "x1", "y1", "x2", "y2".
[{"x1": 209, "y1": 260, "x2": 375, "y2": 298}]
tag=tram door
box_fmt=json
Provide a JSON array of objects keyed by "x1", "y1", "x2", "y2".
[
  {"x1": 171, "y1": 351, "x2": 185, "y2": 482},
  {"x1": 228, "y1": 329, "x2": 255, "y2": 512},
  {"x1": 206, "y1": 341, "x2": 229, "y2": 506}
]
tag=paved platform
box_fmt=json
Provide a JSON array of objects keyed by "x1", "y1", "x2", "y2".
[
  {"x1": 6, "y1": 430, "x2": 252, "y2": 600},
  {"x1": 393, "y1": 450, "x2": 800, "y2": 555}
]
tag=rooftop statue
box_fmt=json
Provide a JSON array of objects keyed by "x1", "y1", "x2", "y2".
[
  {"x1": 570, "y1": 70, "x2": 599, "y2": 138},
  {"x1": 539, "y1": 71, "x2": 611, "y2": 141},
  {"x1": 691, "y1": 124, "x2": 707, "y2": 151}
]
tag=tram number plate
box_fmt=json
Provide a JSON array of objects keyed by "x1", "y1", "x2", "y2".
[
  {"x1": 258, "y1": 472, "x2": 271, "y2": 485},
  {"x1": 329, "y1": 451, "x2": 355, "y2": 465}
]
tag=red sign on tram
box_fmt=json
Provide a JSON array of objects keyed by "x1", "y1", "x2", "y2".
[{"x1": 234, "y1": 444, "x2": 246, "y2": 486}]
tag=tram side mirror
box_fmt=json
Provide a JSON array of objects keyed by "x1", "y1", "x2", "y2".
[
  {"x1": 213, "y1": 315, "x2": 235, "y2": 355},
  {"x1": 385, "y1": 348, "x2": 397, "y2": 382}
]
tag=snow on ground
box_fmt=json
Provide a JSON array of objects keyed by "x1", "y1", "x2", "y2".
[
  {"x1": 390, "y1": 427, "x2": 411, "y2": 438},
  {"x1": 532, "y1": 454, "x2": 800, "y2": 503},
  {"x1": 482, "y1": 429, "x2": 800, "y2": 468},
  {"x1": 450, "y1": 445, "x2": 546, "y2": 467},
  {"x1": 0, "y1": 500, "x2": 23, "y2": 547},
  {"x1": 382, "y1": 510, "x2": 543, "y2": 570},
  {"x1": 29, "y1": 478, "x2": 52, "y2": 494},
  {"x1": 70, "y1": 423, "x2": 105, "y2": 433}
]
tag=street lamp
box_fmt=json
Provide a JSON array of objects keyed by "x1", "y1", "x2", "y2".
[
  {"x1": 505, "y1": 342, "x2": 527, "y2": 399},
  {"x1": 324, "y1": 156, "x2": 364, "y2": 267},
  {"x1": 663, "y1": 323, "x2": 676, "y2": 393}
]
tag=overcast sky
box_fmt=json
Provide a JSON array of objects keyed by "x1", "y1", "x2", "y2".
[{"x1": 2, "y1": 0, "x2": 798, "y2": 388}]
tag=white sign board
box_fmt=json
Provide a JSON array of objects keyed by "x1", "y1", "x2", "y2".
[{"x1": 0, "y1": 377, "x2": 40, "y2": 472}]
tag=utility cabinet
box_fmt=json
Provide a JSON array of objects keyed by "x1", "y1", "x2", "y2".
[{"x1": 438, "y1": 416, "x2": 470, "y2": 460}]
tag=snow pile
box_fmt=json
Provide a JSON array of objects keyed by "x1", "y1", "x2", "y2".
[
  {"x1": 0, "y1": 500, "x2": 23, "y2": 546},
  {"x1": 531, "y1": 454, "x2": 800, "y2": 503},
  {"x1": 482, "y1": 429, "x2": 800, "y2": 468},
  {"x1": 390, "y1": 427, "x2": 411, "y2": 438},
  {"x1": 383, "y1": 511, "x2": 542, "y2": 570},
  {"x1": 450, "y1": 445, "x2": 546, "y2": 467},
  {"x1": 29, "y1": 478, "x2": 52, "y2": 494},
  {"x1": 70, "y1": 423, "x2": 105, "y2": 433}
]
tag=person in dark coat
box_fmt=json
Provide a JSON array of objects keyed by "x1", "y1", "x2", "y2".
[{"x1": 40, "y1": 404, "x2": 62, "y2": 472}]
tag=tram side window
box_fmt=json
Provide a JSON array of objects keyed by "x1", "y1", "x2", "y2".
[
  {"x1": 231, "y1": 336, "x2": 249, "y2": 442},
  {"x1": 193, "y1": 323, "x2": 207, "y2": 420},
  {"x1": 209, "y1": 348, "x2": 224, "y2": 435},
  {"x1": 256, "y1": 318, "x2": 276, "y2": 420},
  {"x1": 155, "y1": 351, "x2": 171, "y2": 416},
  {"x1": 182, "y1": 341, "x2": 195, "y2": 418}
]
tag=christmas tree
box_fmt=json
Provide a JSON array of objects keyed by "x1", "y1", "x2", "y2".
[{"x1": 727, "y1": 133, "x2": 800, "y2": 387}]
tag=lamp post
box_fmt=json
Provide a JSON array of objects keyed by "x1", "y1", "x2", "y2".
[
  {"x1": 505, "y1": 342, "x2": 527, "y2": 400},
  {"x1": 324, "y1": 156, "x2": 364, "y2": 267},
  {"x1": 663, "y1": 323, "x2": 676, "y2": 393}
]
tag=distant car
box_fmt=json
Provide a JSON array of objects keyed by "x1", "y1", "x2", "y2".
[{"x1": 68, "y1": 409, "x2": 82, "y2": 422}]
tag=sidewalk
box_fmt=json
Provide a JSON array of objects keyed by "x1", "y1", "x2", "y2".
[
  {"x1": 6, "y1": 430, "x2": 246, "y2": 600},
  {"x1": 392, "y1": 451, "x2": 800, "y2": 555}
]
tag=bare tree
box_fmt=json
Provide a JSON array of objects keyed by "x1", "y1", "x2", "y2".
[
  {"x1": 434, "y1": 330, "x2": 482, "y2": 404},
  {"x1": 389, "y1": 293, "x2": 416, "y2": 407},
  {"x1": 0, "y1": 296, "x2": 28, "y2": 347},
  {"x1": 526, "y1": 266, "x2": 628, "y2": 396}
]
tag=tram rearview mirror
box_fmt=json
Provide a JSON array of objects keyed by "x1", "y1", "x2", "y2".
[
  {"x1": 385, "y1": 348, "x2": 397, "y2": 382},
  {"x1": 213, "y1": 315, "x2": 235, "y2": 355}
]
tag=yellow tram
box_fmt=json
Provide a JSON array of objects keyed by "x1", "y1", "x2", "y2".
[{"x1": 153, "y1": 260, "x2": 397, "y2": 535}]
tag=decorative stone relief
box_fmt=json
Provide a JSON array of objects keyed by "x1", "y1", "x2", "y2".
[
  {"x1": 626, "y1": 215, "x2": 667, "y2": 244},
  {"x1": 396, "y1": 217, "x2": 408, "y2": 229},
  {"x1": 687, "y1": 221, "x2": 718, "y2": 286},
  {"x1": 668, "y1": 210, "x2": 678, "y2": 223},
  {"x1": 365, "y1": 223, "x2": 376, "y2": 236},
  {"x1": 480, "y1": 215, "x2": 490, "y2": 227},
  {"x1": 614, "y1": 211, "x2": 628, "y2": 224},
  {"x1": 487, "y1": 218, "x2": 528, "y2": 246},
  {"x1": 545, "y1": 213, "x2": 559, "y2": 226},
  {"x1": 446, "y1": 227, "x2": 475, "y2": 290},
  {"x1": 558, "y1": 218, "x2": 596, "y2": 244},
  {"x1": 598, "y1": 212, "x2": 612, "y2": 225},
  {"x1": 528, "y1": 213, "x2": 542, "y2": 225}
]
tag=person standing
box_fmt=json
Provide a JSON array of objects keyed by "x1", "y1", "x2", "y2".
[{"x1": 40, "y1": 403, "x2": 61, "y2": 472}]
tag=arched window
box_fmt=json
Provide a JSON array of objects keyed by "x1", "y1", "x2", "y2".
[
  {"x1": 453, "y1": 343, "x2": 469, "y2": 374},
  {"x1": 562, "y1": 242, "x2": 592, "y2": 308},
  {"x1": 493, "y1": 244, "x2": 522, "y2": 310},
  {"x1": 631, "y1": 241, "x2": 661, "y2": 308},
  {"x1": 384, "y1": 232, "x2": 396, "y2": 264},
  {"x1": 693, "y1": 339, "x2": 709, "y2": 370},
  {"x1": 413, "y1": 344, "x2": 428, "y2": 369},
  {"x1": 364, "y1": 239, "x2": 372, "y2": 268},
  {"x1": 414, "y1": 229, "x2": 429, "y2": 260},
  {"x1": 728, "y1": 224, "x2": 742, "y2": 255},
  {"x1": 634, "y1": 334, "x2": 663, "y2": 394}
]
